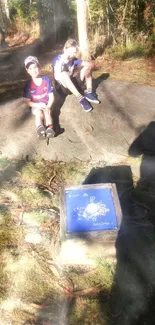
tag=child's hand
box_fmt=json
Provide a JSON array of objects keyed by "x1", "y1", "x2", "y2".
[
  {"x1": 44, "y1": 104, "x2": 52, "y2": 113},
  {"x1": 37, "y1": 102, "x2": 47, "y2": 110},
  {"x1": 45, "y1": 104, "x2": 51, "y2": 109},
  {"x1": 83, "y1": 61, "x2": 96, "y2": 77}
]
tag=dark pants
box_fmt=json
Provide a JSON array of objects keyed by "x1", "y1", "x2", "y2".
[{"x1": 55, "y1": 73, "x2": 86, "y2": 96}]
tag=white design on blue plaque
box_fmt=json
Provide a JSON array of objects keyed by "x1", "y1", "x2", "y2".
[{"x1": 65, "y1": 188, "x2": 118, "y2": 232}]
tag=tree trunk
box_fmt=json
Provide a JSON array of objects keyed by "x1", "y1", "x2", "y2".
[
  {"x1": 3, "y1": 0, "x2": 10, "y2": 20},
  {"x1": 76, "y1": 0, "x2": 90, "y2": 60},
  {"x1": 120, "y1": 0, "x2": 129, "y2": 47},
  {"x1": 0, "y1": 26, "x2": 5, "y2": 45},
  {"x1": 52, "y1": 0, "x2": 69, "y2": 41},
  {"x1": 0, "y1": 0, "x2": 9, "y2": 29},
  {"x1": 37, "y1": 0, "x2": 69, "y2": 43},
  {"x1": 106, "y1": 0, "x2": 110, "y2": 37}
]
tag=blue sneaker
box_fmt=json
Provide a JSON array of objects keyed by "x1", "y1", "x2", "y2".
[
  {"x1": 79, "y1": 97, "x2": 93, "y2": 112},
  {"x1": 85, "y1": 92, "x2": 100, "y2": 104}
]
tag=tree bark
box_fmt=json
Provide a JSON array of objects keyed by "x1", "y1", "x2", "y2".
[
  {"x1": 76, "y1": 0, "x2": 90, "y2": 60},
  {"x1": 0, "y1": 0, "x2": 9, "y2": 29},
  {"x1": 106, "y1": 0, "x2": 110, "y2": 37},
  {"x1": 37, "y1": 0, "x2": 69, "y2": 43},
  {"x1": 3, "y1": 0, "x2": 10, "y2": 20}
]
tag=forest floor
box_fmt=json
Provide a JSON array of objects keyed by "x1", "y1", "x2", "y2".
[
  {"x1": 95, "y1": 55, "x2": 155, "y2": 87},
  {"x1": 0, "y1": 35, "x2": 155, "y2": 325}
]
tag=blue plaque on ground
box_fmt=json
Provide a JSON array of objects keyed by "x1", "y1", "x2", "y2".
[{"x1": 60, "y1": 183, "x2": 122, "y2": 235}]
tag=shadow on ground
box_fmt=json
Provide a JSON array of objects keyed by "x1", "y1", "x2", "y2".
[
  {"x1": 93, "y1": 72, "x2": 110, "y2": 91},
  {"x1": 81, "y1": 121, "x2": 155, "y2": 325},
  {"x1": 83, "y1": 158, "x2": 155, "y2": 325}
]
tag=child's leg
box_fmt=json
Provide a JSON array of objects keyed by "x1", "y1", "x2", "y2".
[
  {"x1": 35, "y1": 109, "x2": 46, "y2": 139},
  {"x1": 60, "y1": 71, "x2": 82, "y2": 98},
  {"x1": 59, "y1": 71, "x2": 92, "y2": 112},
  {"x1": 80, "y1": 62, "x2": 100, "y2": 104},
  {"x1": 44, "y1": 109, "x2": 55, "y2": 138},
  {"x1": 80, "y1": 62, "x2": 93, "y2": 91},
  {"x1": 35, "y1": 109, "x2": 44, "y2": 128}
]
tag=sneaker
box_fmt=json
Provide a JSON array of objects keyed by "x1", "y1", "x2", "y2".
[
  {"x1": 85, "y1": 92, "x2": 100, "y2": 104},
  {"x1": 46, "y1": 126, "x2": 55, "y2": 138},
  {"x1": 79, "y1": 97, "x2": 93, "y2": 112},
  {"x1": 37, "y1": 125, "x2": 46, "y2": 140}
]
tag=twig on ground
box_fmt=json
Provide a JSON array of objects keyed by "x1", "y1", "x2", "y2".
[{"x1": 49, "y1": 172, "x2": 57, "y2": 187}]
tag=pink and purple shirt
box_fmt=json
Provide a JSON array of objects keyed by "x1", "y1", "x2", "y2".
[{"x1": 24, "y1": 76, "x2": 53, "y2": 104}]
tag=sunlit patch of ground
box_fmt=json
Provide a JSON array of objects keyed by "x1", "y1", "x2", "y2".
[
  {"x1": 94, "y1": 57, "x2": 155, "y2": 87},
  {"x1": 41, "y1": 54, "x2": 155, "y2": 88}
]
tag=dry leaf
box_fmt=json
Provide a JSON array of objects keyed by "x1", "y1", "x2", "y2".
[{"x1": 84, "y1": 125, "x2": 94, "y2": 134}]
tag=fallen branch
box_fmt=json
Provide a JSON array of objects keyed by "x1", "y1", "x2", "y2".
[
  {"x1": 49, "y1": 172, "x2": 57, "y2": 187},
  {"x1": 71, "y1": 286, "x2": 103, "y2": 297}
]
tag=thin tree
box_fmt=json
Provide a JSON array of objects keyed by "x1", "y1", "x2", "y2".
[
  {"x1": 3, "y1": 0, "x2": 10, "y2": 20},
  {"x1": 76, "y1": 0, "x2": 90, "y2": 60}
]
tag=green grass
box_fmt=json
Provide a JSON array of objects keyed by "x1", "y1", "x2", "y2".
[
  {"x1": 69, "y1": 297, "x2": 108, "y2": 325},
  {"x1": 67, "y1": 259, "x2": 115, "y2": 325},
  {"x1": 0, "y1": 158, "x2": 10, "y2": 168},
  {"x1": 106, "y1": 42, "x2": 146, "y2": 60}
]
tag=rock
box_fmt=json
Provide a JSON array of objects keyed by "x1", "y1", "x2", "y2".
[
  {"x1": 22, "y1": 209, "x2": 57, "y2": 227},
  {"x1": 24, "y1": 228, "x2": 42, "y2": 244},
  {"x1": 0, "y1": 80, "x2": 155, "y2": 164}
]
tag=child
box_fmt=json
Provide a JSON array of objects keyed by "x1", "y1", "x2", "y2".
[
  {"x1": 52, "y1": 38, "x2": 100, "y2": 113},
  {"x1": 24, "y1": 56, "x2": 55, "y2": 139}
]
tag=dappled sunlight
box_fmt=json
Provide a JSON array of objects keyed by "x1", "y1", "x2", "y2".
[
  {"x1": 0, "y1": 248, "x2": 63, "y2": 324},
  {"x1": 96, "y1": 58, "x2": 155, "y2": 87},
  {"x1": 60, "y1": 239, "x2": 95, "y2": 266}
]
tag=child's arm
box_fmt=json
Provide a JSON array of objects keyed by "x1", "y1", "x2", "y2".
[
  {"x1": 53, "y1": 56, "x2": 65, "y2": 81},
  {"x1": 80, "y1": 60, "x2": 95, "y2": 77},
  {"x1": 26, "y1": 99, "x2": 46, "y2": 109},
  {"x1": 43, "y1": 77, "x2": 55, "y2": 110},
  {"x1": 46, "y1": 93, "x2": 54, "y2": 109}
]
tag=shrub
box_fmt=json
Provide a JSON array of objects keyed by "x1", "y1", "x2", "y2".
[
  {"x1": 10, "y1": 0, "x2": 37, "y2": 24},
  {"x1": 105, "y1": 42, "x2": 146, "y2": 60}
]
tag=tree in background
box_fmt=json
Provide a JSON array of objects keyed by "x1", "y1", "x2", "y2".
[
  {"x1": 9, "y1": 0, "x2": 37, "y2": 24},
  {"x1": 0, "y1": 0, "x2": 10, "y2": 30},
  {"x1": 0, "y1": 0, "x2": 11, "y2": 46},
  {"x1": 37, "y1": 0, "x2": 69, "y2": 43},
  {"x1": 87, "y1": 0, "x2": 155, "y2": 56},
  {"x1": 2, "y1": 0, "x2": 70, "y2": 43},
  {"x1": 76, "y1": 0, "x2": 90, "y2": 59},
  {"x1": 0, "y1": 0, "x2": 154, "y2": 56}
]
